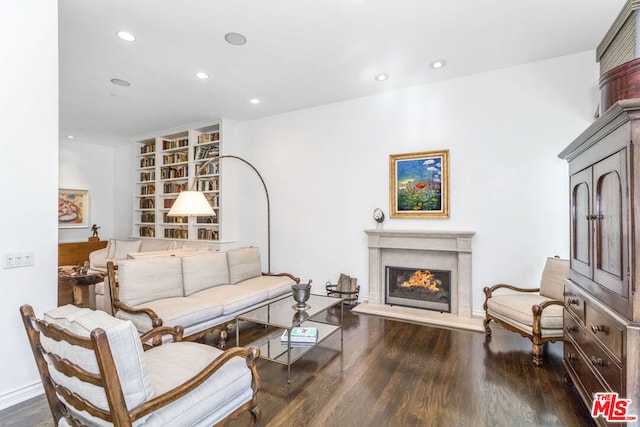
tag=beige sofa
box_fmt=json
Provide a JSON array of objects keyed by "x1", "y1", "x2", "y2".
[
  {"x1": 107, "y1": 246, "x2": 299, "y2": 343},
  {"x1": 90, "y1": 238, "x2": 217, "y2": 312}
]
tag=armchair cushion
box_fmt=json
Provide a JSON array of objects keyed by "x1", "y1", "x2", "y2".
[
  {"x1": 42, "y1": 305, "x2": 153, "y2": 414},
  {"x1": 227, "y1": 247, "x2": 262, "y2": 285},
  {"x1": 182, "y1": 252, "x2": 230, "y2": 295},
  {"x1": 143, "y1": 342, "x2": 254, "y2": 426},
  {"x1": 118, "y1": 257, "x2": 183, "y2": 306},
  {"x1": 486, "y1": 293, "x2": 563, "y2": 329}
]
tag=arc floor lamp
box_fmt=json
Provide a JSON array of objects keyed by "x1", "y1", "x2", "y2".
[{"x1": 167, "y1": 155, "x2": 271, "y2": 273}]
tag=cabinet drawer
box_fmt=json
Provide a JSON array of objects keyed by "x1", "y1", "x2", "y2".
[
  {"x1": 581, "y1": 340, "x2": 623, "y2": 394},
  {"x1": 564, "y1": 287, "x2": 585, "y2": 322},
  {"x1": 585, "y1": 302, "x2": 624, "y2": 362},
  {"x1": 564, "y1": 340, "x2": 609, "y2": 398},
  {"x1": 564, "y1": 311, "x2": 588, "y2": 345}
]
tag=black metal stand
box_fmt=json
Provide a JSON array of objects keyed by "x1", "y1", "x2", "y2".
[{"x1": 325, "y1": 283, "x2": 360, "y2": 307}]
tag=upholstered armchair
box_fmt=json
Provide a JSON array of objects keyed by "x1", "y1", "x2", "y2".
[
  {"x1": 20, "y1": 304, "x2": 261, "y2": 426},
  {"x1": 483, "y1": 256, "x2": 569, "y2": 366}
]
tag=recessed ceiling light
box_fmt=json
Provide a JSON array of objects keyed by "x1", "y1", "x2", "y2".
[
  {"x1": 249, "y1": 98, "x2": 260, "y2": 104},
  {"x1": 110, "y1": 78, "x2": 130, "y2": 87},
  {"x1": 67, "y1": 135, "x2": 75, "y2": 139},
  {"x1": 429, "y1": 60, "x2": 447, "y2": 69},
  {"x1": 375, "y1": 73, "x2": 389, "y2": 81},
  {"x1": 195, "y1": 72, "x2": 209, "y2": 79},
  {"x1": 225, "y1": 32, "x2": 247, "y2": 46},
  {"x1": 116, "y1": 31, "x2": 136, "y2": 42}
]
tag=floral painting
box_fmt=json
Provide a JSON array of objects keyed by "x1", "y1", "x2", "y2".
[
  {"x1": 58, "y1": 189, "x2": 89, "y2": 228},
  {"x1": 389, "y1": 150, "x2": 449, "y2": 218}
]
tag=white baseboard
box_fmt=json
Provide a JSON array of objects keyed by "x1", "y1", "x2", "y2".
[{"x1": 0, "y1": 382, "x2": 44, "y2": 411}]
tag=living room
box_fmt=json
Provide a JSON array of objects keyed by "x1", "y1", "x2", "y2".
[{"x1": 0, "y1": 0, "x2": 631, "y2": 424}]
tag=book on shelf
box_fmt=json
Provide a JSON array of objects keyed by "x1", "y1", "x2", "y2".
[{"x1": 280, "y1": 327, "x2": 318, "y2": 344}]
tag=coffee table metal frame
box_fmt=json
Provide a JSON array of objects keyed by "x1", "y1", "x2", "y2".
[{"x1": 236, "y1": 293, "x2": 343, "y2": 382}]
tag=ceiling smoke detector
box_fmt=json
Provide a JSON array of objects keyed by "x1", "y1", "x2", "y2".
[
  {"x1": 225, "y1": 32, "x2": 247, "y2": 46},
  {"x1": 110, "y1": 78, "x2": 131, "y2": 87}
]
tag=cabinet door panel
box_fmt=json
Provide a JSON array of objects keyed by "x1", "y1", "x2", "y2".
[
  {"x1": 594, "y1": 150, "x2": 628, "y2": 298},
  {"x1": 570, "y1": 168, "x2": 592, "y2": 278}
]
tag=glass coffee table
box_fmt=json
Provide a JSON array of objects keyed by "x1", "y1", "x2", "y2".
[{"x1": 236, "y1": 293, "x2": 343, "y2": 382}]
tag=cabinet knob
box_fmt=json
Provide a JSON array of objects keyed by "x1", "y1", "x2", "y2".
[
  {"x1": 590, "y1": 356, "x2": 607, "y2": 367},
  {"x1": 566, "y1": 298, "x2": 579, "y2": 306},
  {"x1": 590, "y1": 324, "x2": 606, "y2": 334},
  {"x1": 566, "y1": 325, "x2": 578, "y2": 333},
  {"x1": 567, "y1": 353, "x2": 577, "y2": 362}
]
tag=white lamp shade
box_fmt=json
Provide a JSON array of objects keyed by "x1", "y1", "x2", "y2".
[{"x1": 167, "y1": 191, "x2": 215, "y2": 216}]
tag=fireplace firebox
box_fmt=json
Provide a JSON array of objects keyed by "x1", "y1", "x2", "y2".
[{"x1": 385, "y1": 266, "x2": 451, "y2": 313}]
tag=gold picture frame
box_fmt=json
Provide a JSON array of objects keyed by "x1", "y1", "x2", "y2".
[
  {"x1": 389, "y1": 150, "x2": 449, "y2": 218},
  {"x1": 58, "y1": 188, "x2": 89, "y2": 228}
]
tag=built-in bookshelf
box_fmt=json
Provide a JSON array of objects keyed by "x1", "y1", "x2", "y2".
[{"x1": 132, "y1": 122, "x2": 223, "y2": 241}]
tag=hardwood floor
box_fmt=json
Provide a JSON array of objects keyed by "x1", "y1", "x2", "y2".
[{"x1": 0, "y1": 307, "x2": 595, "y2": 426}]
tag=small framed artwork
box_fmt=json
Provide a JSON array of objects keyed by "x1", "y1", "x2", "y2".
[
  {"x1": 58, "y1": 189, "x2": 89, "y2": 228},
  {"x1": 389, "y1": 150, "x2": 449, "y2": 218}
]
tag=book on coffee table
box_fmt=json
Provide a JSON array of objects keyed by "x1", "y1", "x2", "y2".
[{"x1": 281, "y1": 327, "x2": 318, "y2": 344}]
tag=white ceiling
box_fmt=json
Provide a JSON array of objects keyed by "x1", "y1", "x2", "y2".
[{"x1": 59, "y1": 0, "x2": 627, "y2": 146}]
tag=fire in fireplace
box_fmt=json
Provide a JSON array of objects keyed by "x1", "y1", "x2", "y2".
[{"x1": 385, "y1": 266, "x2": 451, "y2": 312}]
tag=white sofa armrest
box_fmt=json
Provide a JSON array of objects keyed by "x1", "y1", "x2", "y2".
[{"x1": 89, "y1": 247, "x2": 109, "y2": 270}]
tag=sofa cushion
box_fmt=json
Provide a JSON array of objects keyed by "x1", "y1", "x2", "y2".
[
  {"x1": 182, "y1": 252, "x2": 230, "y2": 296},
  {"x1": 42, "y1": 305, "x2": 153, "y2": 417},
  {"x1": 191, "y1": 285, "x2": 268, "y2": 315},
  {"x1": 118, "y1": 257, "x2": 183, "y2": 306},
  {"x1": 486, "y1": 293, "x2": 563, "y2": 329},
  {"x1": 106, "y1": 239, "x2": 142, "y2": 261},
  {"x1": 116, "y1": 297, "x2": 223, "y2": 333},
  {"x1": 235, "y1": 275, "x2": 295, "y2": 299},
  {"x1": 227, "y1": 247, "x2": 262, "y2": 285},
  {"x1": 127, "y1": 248, "x2": 198, "y2": 260},
  {"x1": 143, "y1": 342, "x2": 253, "y2": 426}
]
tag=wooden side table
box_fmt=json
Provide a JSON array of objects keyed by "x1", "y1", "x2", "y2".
[{"x1": 58, "y1": 267, "x2": 104, "y2": 309}]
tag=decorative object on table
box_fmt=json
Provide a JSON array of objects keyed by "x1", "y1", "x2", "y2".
[
  {"x1": 88, "y1": 224, "x2": 100, "y2": 242},
  {"x1": 281, "y1": 327, "x2": 318, "y2": 345},
  {"x1": 291, "y1": 281, "x2": 311, "y2": 310},
  {"x1": 326, "y1": 273, "x2": 360, "y2": 306},
  {"x1": 168, "y1": 154, "x2": 273, "y2": 272},
  {"x1": 389, "y1": 150, "x2": 449, "y2": 218},
  {"x1": 58, "y1": 188, "x2": 89, "y2": 228}
]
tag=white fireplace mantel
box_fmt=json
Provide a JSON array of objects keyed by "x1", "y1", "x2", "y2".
[{"x1": 364, "y1": 229, "x2": 476, "y2": 321}]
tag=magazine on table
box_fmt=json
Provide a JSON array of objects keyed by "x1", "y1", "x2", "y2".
[{"x1": 281, "y1": 327, "x2": 318, "y2": 344}]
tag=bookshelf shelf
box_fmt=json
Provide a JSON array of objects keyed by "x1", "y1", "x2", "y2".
[{"x1": 133, "y1": 123, "x2": 225, "y2": 242}]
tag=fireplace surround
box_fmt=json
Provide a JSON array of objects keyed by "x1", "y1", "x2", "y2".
[{"x1": 360, "y1": 229, "x2": 482, "y2": 331}]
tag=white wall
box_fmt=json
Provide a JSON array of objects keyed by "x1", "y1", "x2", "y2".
[
  {"x1": 59, "y1": 140, "x2": 116, "y2": 242},
  {"x1": 231, "y1": 51, "x2": 599, "y2": 315},
  {"x1": 0, "y1": 0, "x2": 58, "y2": 409}
]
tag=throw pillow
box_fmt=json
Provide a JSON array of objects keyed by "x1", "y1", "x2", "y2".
[
  {"x1": 182, "y1": 252, "x2": 230, "y2": 295},
  {"x1": 227, "y1": 247, "x2": 262, "y2": 284},
  {"x1": 117, "y1": 257, "x2": 183, "y2": 306}
]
